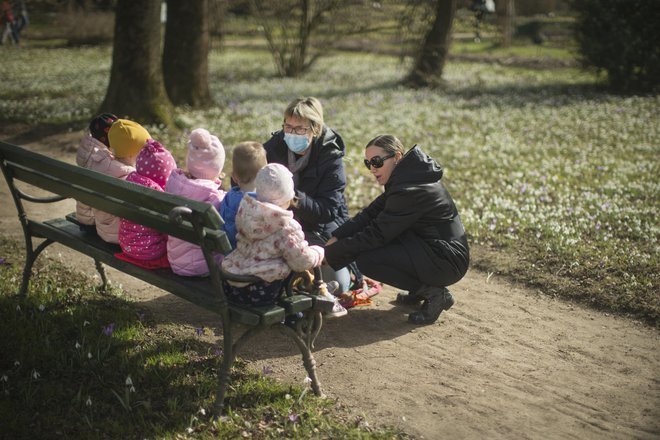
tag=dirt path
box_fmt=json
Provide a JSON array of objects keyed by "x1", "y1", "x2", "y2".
[{"x1": 1, "y1": 130, "x2": 658, "y2": 439}]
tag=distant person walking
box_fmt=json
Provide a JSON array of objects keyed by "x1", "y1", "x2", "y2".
[
  {"x1": 0, "y1": 0, "x2": 17, "y2": 45},
  {"x1": 12, "y1": 0, "x2": 28, "y2": 42}
]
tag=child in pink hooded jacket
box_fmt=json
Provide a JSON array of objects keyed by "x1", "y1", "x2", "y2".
[
  {"x1": 116, "y1": 139, "x2": 177, "y2": 269},
  {"x1": 75, "y1": 113, "x2": 118, "y2": 231},
  {"x1": 165, "y1": 128, "x2": 226, "y2": 276},
  {"x1": 221, "y1": 164, "x2": 325, "y2": 306},
  {"x1": 91, "y1": 119, "x2": 151, "y2": 244}
]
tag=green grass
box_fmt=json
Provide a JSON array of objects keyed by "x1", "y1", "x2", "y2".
[
  {"x1": 0, "y1": 238, "x2": 405, "y2": 439},
  {"x1": 0, "y1": 40, "x2": 658, "y2": 325},
  {"x1": 452, "y1": 40, "x2": 577, "y2": 60}
]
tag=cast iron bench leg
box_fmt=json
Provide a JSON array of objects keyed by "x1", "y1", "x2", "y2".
[
  {"x1": 19, "y1": 238, "x2": 53, "y2": 296},
  {"x1": 280, "y1": 324, "x2": 324, "y2": 397},
  {"x1": 93, "y1": 259, "x2": 109, "y2": 290},
  {"x1": 214, "y1": 326, "x2": 262, "y2": 415}
]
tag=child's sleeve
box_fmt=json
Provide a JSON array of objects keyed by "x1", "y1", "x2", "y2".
[{"x1": 279, "y1": 227, "x2": 324, "y2": 272}]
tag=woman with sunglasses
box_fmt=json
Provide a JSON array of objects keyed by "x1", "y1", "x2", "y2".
[
  {"x1": 324, "y1": 134, "x2": 469, "y2": 325},
  {"x1": 263, "y1": 97, "x2": 358, "y2": 301}
]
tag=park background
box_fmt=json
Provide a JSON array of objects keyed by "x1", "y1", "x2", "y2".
[{"x1": 0, "y1": 0, "x2": 658, "y2": 438}]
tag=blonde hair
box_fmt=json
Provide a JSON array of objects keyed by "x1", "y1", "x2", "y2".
[
  {"x1": 365, "y1": 134, "x2": 405, "y2": 155},
  {"x1": 284, "y1": 97, "x2": 324, "y2": 137},
  {"x1": 231, "y1": 141, "x2": 267, "y2": 184}
]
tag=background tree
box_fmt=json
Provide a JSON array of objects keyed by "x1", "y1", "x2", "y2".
[
  {"x1": 496, "y1": 0, "x2": 515, "y2": 47},
  {"x1": 249, "y1": 0, "x2": 385, "y2": 77},
  {"x1": 573, "y1": 0, "x2": 660, "y2": 94},
  {"x1": 100, "y1": 0, "x2": 173, "y2": 125},
  {"x1": 403, "y1": 0, "x2": 457, "y2": 88},
  {"x1": 163, "y1": 0, "x2": 213, "y2": 107}
]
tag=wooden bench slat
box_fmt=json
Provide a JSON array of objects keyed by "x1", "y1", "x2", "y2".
[
  {"x1": 278, "y1": 294, "x2": 313, "y2": 315},
  {"x1": 11, "y1": 165, "x2": 230, "y2": 253}
]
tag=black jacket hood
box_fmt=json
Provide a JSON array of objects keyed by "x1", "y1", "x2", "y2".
[{"x1": 386, "y1": 145, "x2": 443, "y2": 190}]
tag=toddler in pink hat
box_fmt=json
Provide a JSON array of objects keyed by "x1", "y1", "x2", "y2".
[
  {"x1": 165, "y1": 128, "x2": 227, "y2": 276},
  {"x1": 116, "y1": 139, "x2": 177, "y2": 268}
]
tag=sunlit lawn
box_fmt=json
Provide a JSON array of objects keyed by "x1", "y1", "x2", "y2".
[
  {"x1": 0, "y1": 239, "x2": 404, "y2": 438},
  {"x1": 0, "y1": 44, "x2": 658, "y2": 324}
]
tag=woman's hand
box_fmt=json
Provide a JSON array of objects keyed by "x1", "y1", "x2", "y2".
[{"x1": 326, "y1": 236, "x2": 338, "y2": 246}]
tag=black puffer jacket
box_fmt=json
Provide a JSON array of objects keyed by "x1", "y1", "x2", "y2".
[
  {"x1": 325, "y1": 146, "x2": 469, "y2": 286},
  {"x1": 264, "y1": 126, "x2": 350, "y2": 244}
]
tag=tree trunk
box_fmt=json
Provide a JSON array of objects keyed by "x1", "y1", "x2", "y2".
[
  {"x1": 498, "y1": 0, "x2": 515, "y2": 47},
  {"x1": 163, "y1": 0, "x2": 212, "y2": 107},
  {"x1": 404, "y1": 0, "x2": 457, "y2": 88},
  {"x1": 100, "y1": 0, "x2": 173, "y2": 126}
]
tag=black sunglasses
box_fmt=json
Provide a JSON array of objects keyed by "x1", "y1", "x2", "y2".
[{"x1": 364, "y1": 153, "x2": 395, "y2": 170}]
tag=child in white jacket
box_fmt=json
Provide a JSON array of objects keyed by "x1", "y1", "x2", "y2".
[{"x1": 222, "y1": 163, "x2": 345, "y2": 316}]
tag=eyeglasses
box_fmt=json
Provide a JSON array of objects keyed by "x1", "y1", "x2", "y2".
[
  {"x1": 364, "y1": 153, "x2": 395, "y2": 170},
  {"x1": 282, "y1": 124, "x2": 311, "y2": 135}
]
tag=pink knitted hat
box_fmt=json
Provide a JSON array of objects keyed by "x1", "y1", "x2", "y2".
[
  {"x1": 187, "y1": 128, "x2": 225, "y2": 180},
  {"x1": 135, "y1": 139, "x2": 177, "y2": 189},
  {"x1": 256, "y1": 163, "x2": 295, "y2": 206}
]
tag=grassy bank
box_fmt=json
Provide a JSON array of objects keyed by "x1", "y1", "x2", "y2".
[
  {"x1": 0, "y1": 44, "x2": 658, "y2": 325},
  {"x1": 0, "y1": 238, "x2": 405, "y2": 439}
]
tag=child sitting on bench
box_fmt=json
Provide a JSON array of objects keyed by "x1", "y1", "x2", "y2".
[
  {"x1": 116, "y1": 139, "x2": 177, "y2": 269},
  {"x1": 75, "y1": 113, "x2": 118, "y2": 233},
  {"x1": 165, "y1": 128, "x2": 226, "y2": 277},
  {"x1": 221, "y1": 164, "x2": 345, "y2": 317}
]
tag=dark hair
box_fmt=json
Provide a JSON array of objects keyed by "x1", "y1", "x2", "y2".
[
  {"x1": 365, "y1": 134, "x2": 405, "y2": 155},
  {"x1": 89, "y1": 113, "x2": 118, "y2": 147}
]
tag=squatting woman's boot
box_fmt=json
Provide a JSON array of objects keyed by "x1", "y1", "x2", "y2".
[
  {"x1": 408, "y1": 286, "x2": 454, "y2": 325},
  {"x1": 395, "y1": 290, "x2": 424, "y2": 306}
]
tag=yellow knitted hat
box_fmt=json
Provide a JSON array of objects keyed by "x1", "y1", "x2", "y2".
[{"x1": 108, "y1": 119, "x2": 150, "y2": 159}]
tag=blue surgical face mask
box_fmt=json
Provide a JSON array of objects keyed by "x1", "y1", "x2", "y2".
[{"x1": 284, "y1": 133, "x2": 309, "y2": 154}]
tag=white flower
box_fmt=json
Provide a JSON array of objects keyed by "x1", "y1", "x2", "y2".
[
  {"x1": 14, "y1": 360, "x2": 20, "y2": 367},
  {"x1": 75, "y1": 341, "x2": 81, "y2": 349},
  {"x1": 83, "y1": 320, "x2": 90, "y2": 327},
  {"x1": 32, "y1": 370, "x2": 40, "y2": 380},
  {"x1": 87, "y1": 352, "x2": 92, "y2": 359},
  {"x1": 86, "y1": 396, "x2": 92, "y2": 406},
  {"x1": 15, "y1": 305, "x2": 21, "y2": 312},
  {"x1": 1, "y1": 375, "x2": 8, "y2": 382},
  {"x1": 125, "y1": 376, "x2": 133, "y2": 386},
  {"x1": 38, "y1": 304, "x2": 45, "y2": 312}
]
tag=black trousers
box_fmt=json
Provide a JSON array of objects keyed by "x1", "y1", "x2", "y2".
[{"x1": 355, "y1": 239, "x2": 460, "y2": 294}]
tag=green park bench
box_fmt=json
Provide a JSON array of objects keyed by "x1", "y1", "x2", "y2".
[{"x1": 0, "y1": 140, "x2": 335, "y2": 413}]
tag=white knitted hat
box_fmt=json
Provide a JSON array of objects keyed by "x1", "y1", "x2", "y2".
[
  {"x1": 255, "y1": 163, "x2": 295, "y2": 206},
  {"x1": 186, "y1": 128, "x2": 225, "y2": 180}
]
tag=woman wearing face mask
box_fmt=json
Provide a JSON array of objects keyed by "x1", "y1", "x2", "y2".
[
  {"x1": 264, "y1": 97, "x2": 358, "y2": 298},
  {"x1": 324, "y1": 135, "x2": 469, "y2": 325}
]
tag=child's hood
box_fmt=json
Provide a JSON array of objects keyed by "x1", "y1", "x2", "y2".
[
  {"x1": 76, "y1": 135, "x2": 107, "y2": 167},
  {"x1": 166, "y1": 168, "x2": 224, "y2": 202},
  {"x1": 236, "y1": 195, "x2": 294, "y2": 240}
]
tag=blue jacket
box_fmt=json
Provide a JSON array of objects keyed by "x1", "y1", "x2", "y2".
[
  {"x1": 220, "y1": 186, "x2": 256, "y2": 250},
  {"x1": 264, "y1": 125, "x2": 350, "y2": 245}
]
